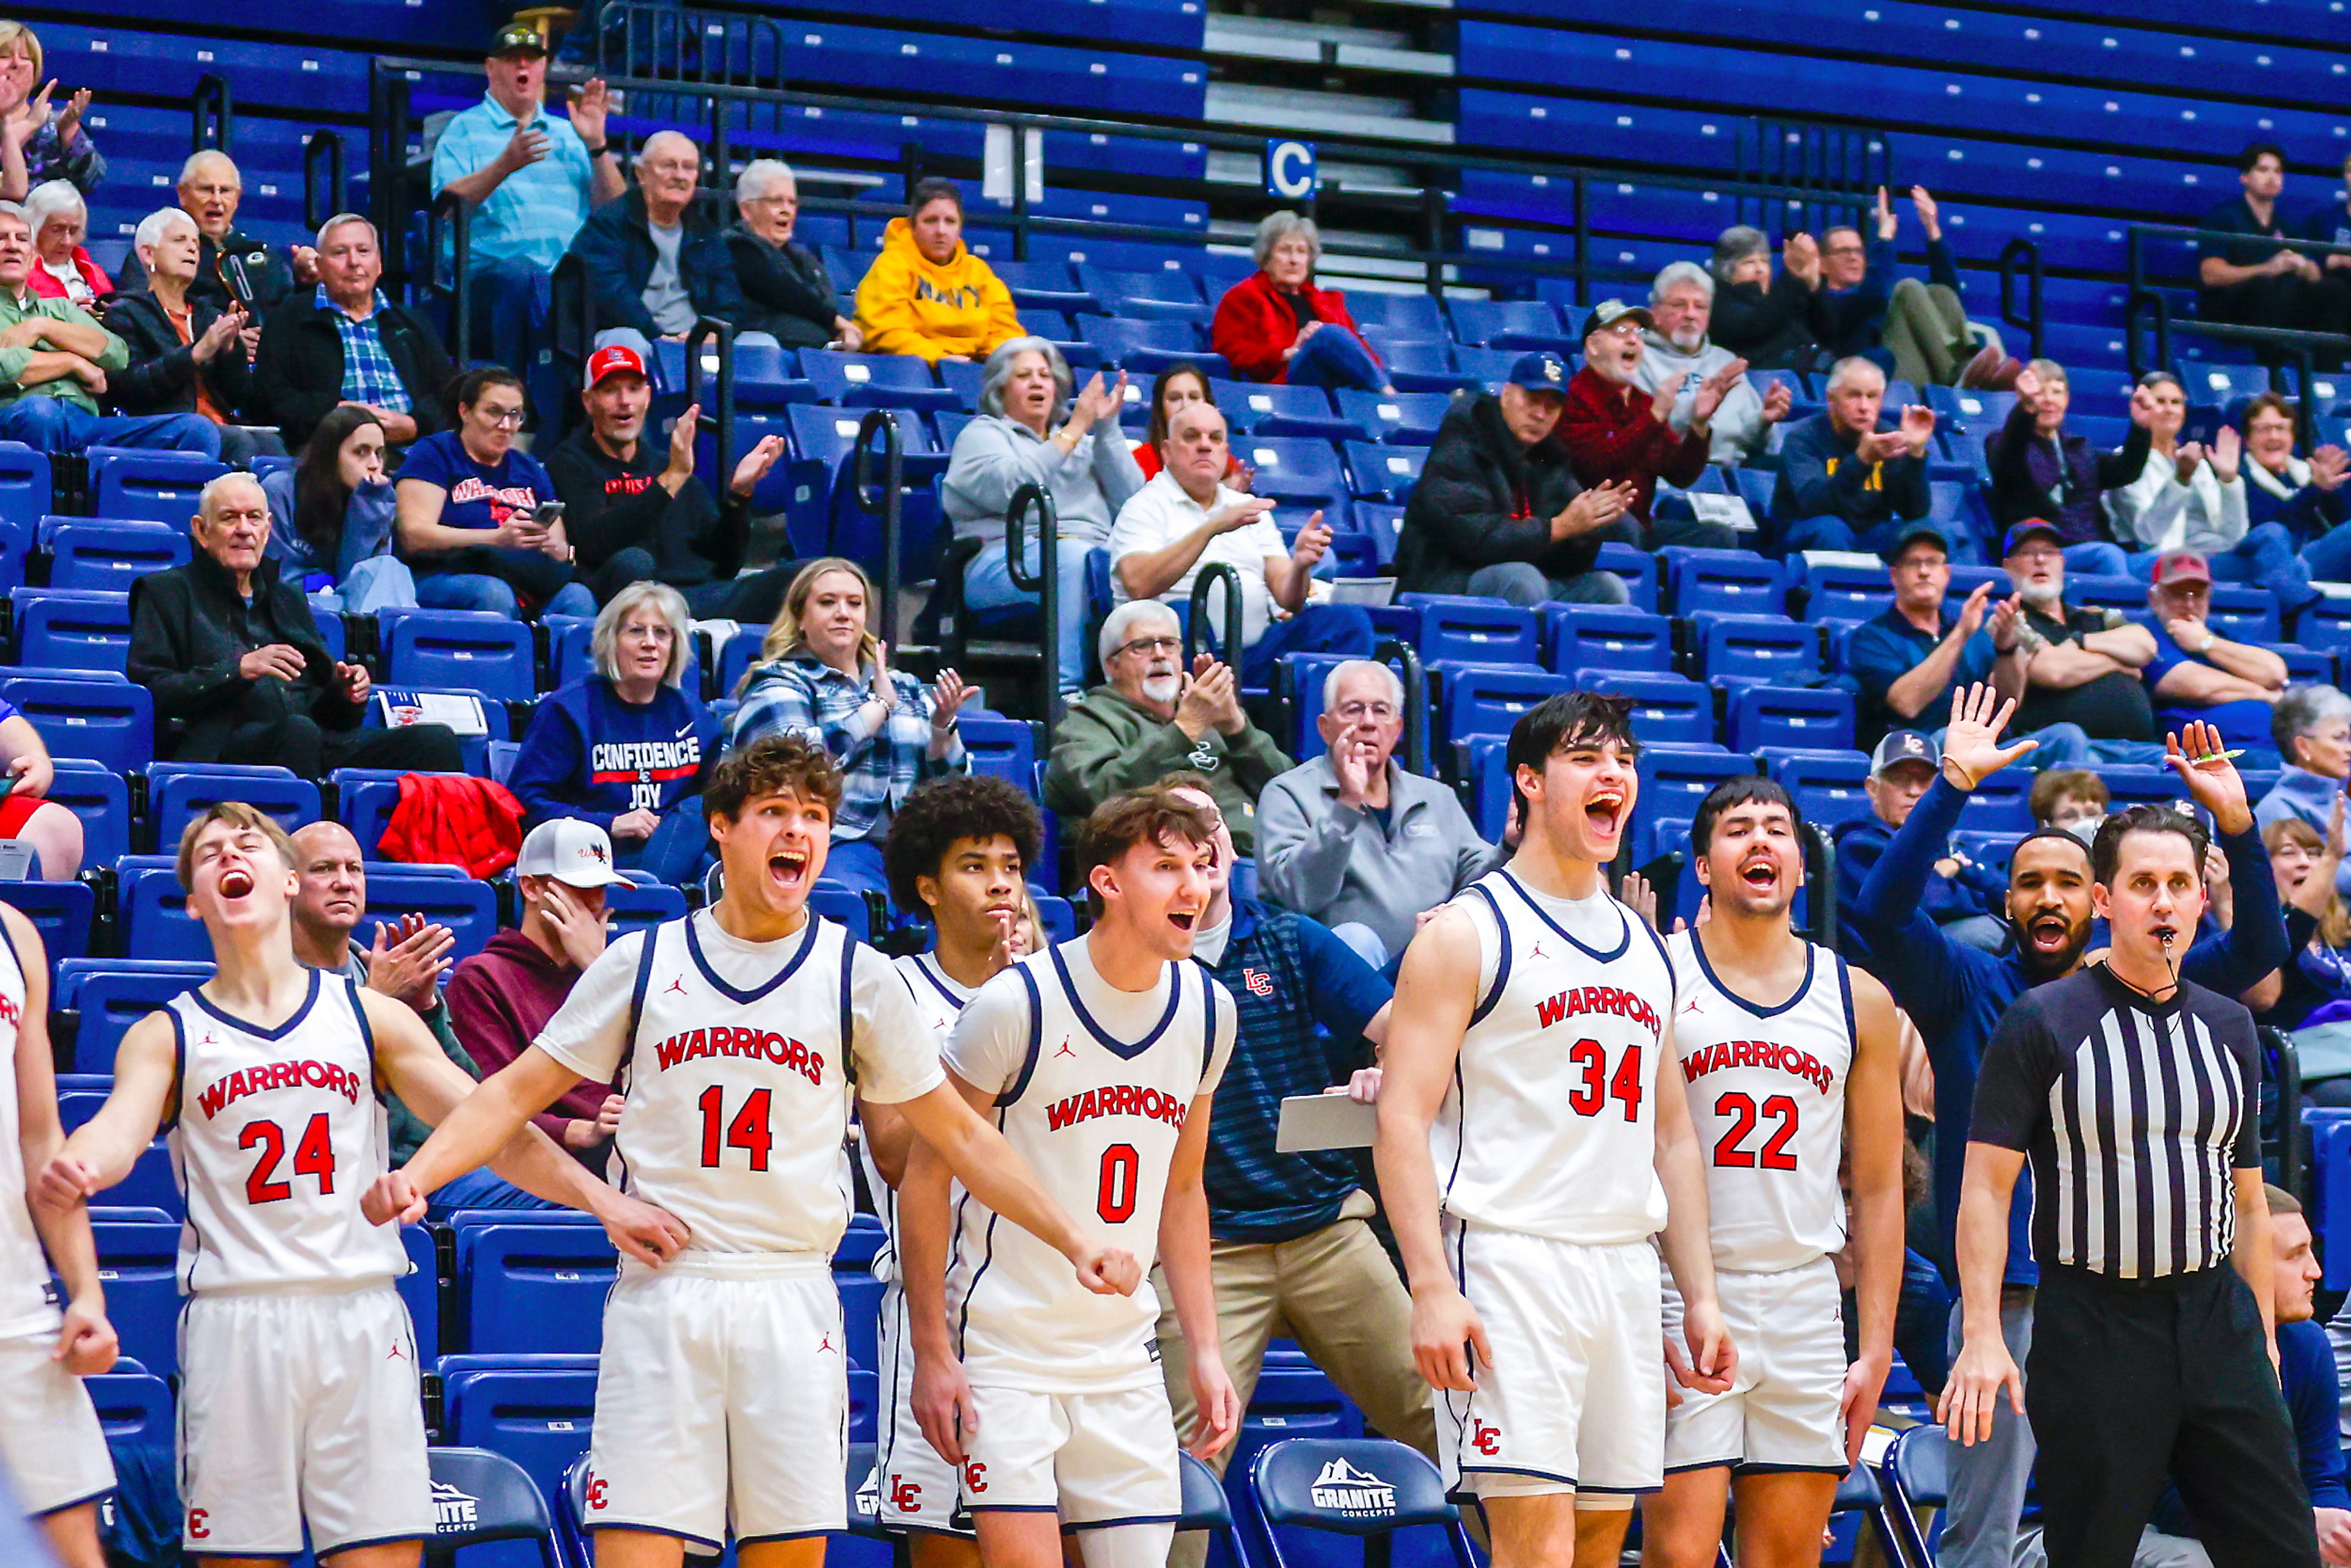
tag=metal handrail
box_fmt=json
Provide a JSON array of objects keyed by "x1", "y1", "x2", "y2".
[
  {"x1": 1802, "y1": 820, "x2": 1837, "y2": 950},
  {"x1": 425, "y1": 189, "x2": 472, "y2": 359},
  {"x1": 682, "y1": 317, "x2": 738, "y2": 495},
  {"x1": 852, "y1": 409, "x2": 906, "y2": 645},
  {"x1": 1375, "y1": 637, "x2": 1427, "y2": 779},
  {"x1": 1997, "y1": 237, "x2": 2043, "y2": 363},
  {"x1": 303, "y1": 131, "x2": 347, "y2": 234},
  {"x1": 191, "y1": 72, "x2": 233, "y2": 155},
  {"x1": 1187, "y1": 563, "x2": 1243, "y2": 672},
  {"x1": 1004, "y1": 483, "x2": 1060, "y2": 741}
]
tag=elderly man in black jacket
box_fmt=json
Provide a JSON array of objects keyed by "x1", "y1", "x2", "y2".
[
  {"x1": 565, "y1": 130, "x2": 744, "y2": 346},
  {"x1": 1393, "y1": 352, "x2": 1640, "y2": 606},
  {"x1": 113, "y1": 149, "x2": 312, "y2": 313},
  {"x1": 127, "y1": 473, "x2": 463, "y2": 781},
  {"x1": 250, "y1": 214, "x2": 456, "y2": 450}
]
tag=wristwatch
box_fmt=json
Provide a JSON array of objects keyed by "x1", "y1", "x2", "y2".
[{"x1": 2197, "y1": 631, "x2": 2218, "y2": 655}]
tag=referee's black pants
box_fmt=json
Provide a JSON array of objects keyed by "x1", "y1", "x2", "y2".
[{"x1": 2025, "y1": 1263, "x2": 2319, "y2": 1568}]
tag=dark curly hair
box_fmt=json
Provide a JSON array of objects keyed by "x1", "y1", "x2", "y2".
[
  {"x1": 882, "y1": 775, "x2": 1044, "y2": 913},
  {"x1": 704, "y1": 732, "x2": 843, "y2": 823}
]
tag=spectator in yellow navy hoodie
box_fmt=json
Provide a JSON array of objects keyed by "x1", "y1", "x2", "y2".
[{"x1": 854, "y1": 176, "x2": 1023, "y2": 364}]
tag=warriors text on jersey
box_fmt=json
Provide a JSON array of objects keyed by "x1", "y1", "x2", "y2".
[
  {"x1": 1665, "y1": 930, "x2": 1857, "y2": 1272},
  {"x1": 165, "y1": 972, "x2": 406, "y2": 1294},
  {"x1": 535, "y1": 909, "x2": 944, "y2": 1259},
  {"x1": 942, "y1": 936, "x2": 1235, "y2": 1392},
  {"x1": 1436, "y1": 870, "x2": 1673, "y2": 1244}
]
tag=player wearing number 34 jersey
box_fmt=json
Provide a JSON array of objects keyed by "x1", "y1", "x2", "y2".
[
  {"x1": 381, "y1": 737, "x2": 1135, "y2": 1568},
  {"x1": 1640, "y1": 778, "x2": 1905, "y2": 1568},
  {"x1": 1375, "y1": 692, "x2": 1736, "y2": 1568}
]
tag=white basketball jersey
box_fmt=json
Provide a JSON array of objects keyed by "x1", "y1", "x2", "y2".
[
  {"x1": 0, "y1": 928, "x2": 58, "y2": 1338},
  {"x1": 165, "y1": 973, "x2": 407, "y2": 1294},
  {"x1": 1665, "y1": 930, "x2": 1856, "y2": 1272},
  {"x1": 945, "y1": 939, "x2": 1229, "y2": 1394},
  {"x1": 858, "y1": 952, "x2": 972, "y2": 1286},
  {"x1": 611, "y1": 912, "x2": 865, "y2": 1256},
  {"x1": 1433, "y1": 869, "x2": 1674, "y2": 1245}
]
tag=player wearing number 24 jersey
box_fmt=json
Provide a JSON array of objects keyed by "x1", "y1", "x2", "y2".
[
  {"x1": 38, "y1": 805, "x2": 645, "y2": 1562},
  {"x1": 377, "y1": 737, "x2": 1136, "y2": 1566},
  {"x1": 1640, "y1": 778, "x2": 1905, "y2": 1568},
  {"x1": 1375, "y1": 692, "x2": 1736, "y2": 1568}
]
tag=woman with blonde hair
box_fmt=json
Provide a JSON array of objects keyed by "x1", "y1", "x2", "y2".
[
  {"x1": 729, "y1": 557, "x2": 970, "y2": 899},
  {"x1": 0, "y1": 22, "x2": 100, "y2": 201},
  {"x1": 509, "y1": 579, "x2": 719, "y2": 883}
]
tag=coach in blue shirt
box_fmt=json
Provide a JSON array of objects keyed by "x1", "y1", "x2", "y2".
[
  {"x1": 432, "y1": 24, "x2": 623, "y2": 383},
  {"x1": 1152, "y1": 775, "x2": 1432, "y2": 1568},
  {"x1": 1853, "y1": 683, "x2": 2286, "y2": 1568}
]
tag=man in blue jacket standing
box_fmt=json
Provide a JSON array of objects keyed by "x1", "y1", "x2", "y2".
[{"x1": 1852, "y1": 681, "x2": 2288, "y2": 1568}]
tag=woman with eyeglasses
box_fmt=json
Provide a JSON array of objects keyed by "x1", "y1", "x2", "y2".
[{"x1": 393, "y1": 366, "x2": 594, "y2": 620}]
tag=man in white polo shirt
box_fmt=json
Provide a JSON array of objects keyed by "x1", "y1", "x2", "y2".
[{"x1": 1105, "y1": 400, "x2": 1372, "y2": 688}]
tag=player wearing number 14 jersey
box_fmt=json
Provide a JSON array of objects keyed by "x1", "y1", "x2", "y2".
[
  {"x1": 39, "y1": 805, "x2": 642, "y2": 1566},
  {"x1": 1376, "y1": 692, "x2": 1735, "y2": 1568},
  {"x1": 380, "y1": 737, "x2": 1134, "y2": 1568},
  {"x1": 1639, "y1": 779, "x2": 1905, "y2": 1568}
]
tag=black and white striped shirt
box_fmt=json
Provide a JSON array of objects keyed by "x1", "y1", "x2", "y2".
[{"x1": 1969, "y1": 966, "x2": 2262, "y2": 1279}]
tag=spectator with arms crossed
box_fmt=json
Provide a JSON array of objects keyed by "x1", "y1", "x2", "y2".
[
  {"x1": 2140, "y1": 551, "x2": 2289, "y2": 762},
  {"x1": 2198, "y1": 143, "x2": 2325, "y2": 341},
  {"x1": 2000, "y1": 520, "x2": 2166, "y2": 765}
]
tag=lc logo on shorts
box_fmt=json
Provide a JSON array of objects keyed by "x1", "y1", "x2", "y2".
[
  {"x1": 889, "y1": 1475, "x2": 927, "y2": 1514},
  {"x1": 962, "y1": 1461, "x2": 988, "y2": 1495},
  {"x1": 1471, "y1": 1420, "x2": 1502, "y2": 1457},
  {"x1": 585, "y1": 1472, "x2": 610, "y2": 1512}
]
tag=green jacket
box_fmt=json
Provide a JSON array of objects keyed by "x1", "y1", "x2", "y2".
[
  {"x1": 0, "y1": 289, "x2": 128, "y2": 413},
  {"x1": 1042, "y1": 685, "x2": 1293, "y2": 855}
]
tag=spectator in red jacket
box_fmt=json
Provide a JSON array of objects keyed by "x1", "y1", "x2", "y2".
[
  {"x1": 1210, "y1": 210, "x2": 1391, "y2": 391},
  {"x1": 1559, "y1": 298, "x2": 1740, "y2": 547}
]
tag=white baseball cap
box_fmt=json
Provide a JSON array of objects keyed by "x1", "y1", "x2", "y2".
[{"x1": 516, "y1": 819, "x2": 628, "y2": 888}]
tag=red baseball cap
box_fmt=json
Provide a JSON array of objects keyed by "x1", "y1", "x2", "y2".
[
  {"x1": 2149, "y1": 550, "x2": 2211, "y2": 586},
  {"x1": 585, "y1": 343, "x2": 648, "y2": 390}
]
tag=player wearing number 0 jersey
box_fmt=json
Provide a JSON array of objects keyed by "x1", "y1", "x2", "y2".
[
  {"x1": 39, "y1": 804, "x2": 638, "y2": 1567},
  {"x1": 1639, "y1": 778, "x2": 1905, "y2": 1568},
  {"x1": 863, "y1": 775, "x2": 1049, "y2": 1567},
  {"x1": 381, "y1": 738, "x2": 1133, "y2": 1568},
  {"x1": 0, "y1": 901, "x2": 120, "y2": 1568},
  {"x1": 899, "y1": 787, "x2": 1242, "y2": 1568},
  {"x1": 1376, "y1": 692, "x2": 1734, "y2": 1568}
]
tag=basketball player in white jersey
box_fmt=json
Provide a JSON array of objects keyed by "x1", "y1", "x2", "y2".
[
  {"x1": 38, "y1": 803, "x2": 662, "y2": 1568},
  {"x1": 2, "y1": 900, "x2": 118, "y2": 1568},
  {"x1": 1375, "y1": 691, "x2": 1734, "y2": 1568},
  {"x1": 369, "y1": 736, "x2": 1136, "y2": 1568},
  {"x1": 898, "y1": 786, "x2": 1242, "y2": 1568},
  {"x1": 863, "y1": 775, "x2": 1048, "y2": 1566},
  {"x1": 1638, "y1": 778, "x2": 1906, "y2": 1568}
]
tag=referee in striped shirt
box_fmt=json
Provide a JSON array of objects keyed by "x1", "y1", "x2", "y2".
[{"x1": 1941, "y1": 738, "x2": 2320, "y2": 1568}]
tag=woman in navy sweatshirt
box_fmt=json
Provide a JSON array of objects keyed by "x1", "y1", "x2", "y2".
[{"x1": 508, "y1": 580, "x2": 718, "y2": 885}]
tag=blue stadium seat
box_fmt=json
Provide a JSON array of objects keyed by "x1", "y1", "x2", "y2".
[
  {"x1": 11, "y1": 589, "x2": 132, "y2": 672},
  {"x1": 1570, "y1": 669, "x2": 1715, "y2": 746},
  {"x1": 1798, "y1": 560, "x2": 1895, "y2": 625},
  {"x1": 436, "y1": 1356, "x2": 599, "y2": 1515},
  {"x1": 2099, "y1": 766, "x2": 2183, "y2": 810},
  {"x1": 1402, "y1": 595, "x2": 1539, "y2": 666},
  {"x1": 1447, "y1": 298, "x2": 1573, "y2": 353},
  {"x1": 456, "y1": 1221, "x2": 618, "y2": 1355},
  {"x1": 85, "y1": 1370, "x2": 173, "y2": 1445},
  {"x1": 358, "y1": 689, "x2": 510, "y2": 776},
  {"x1": 1665, "y1": 550, "x2": 1786, "y2": 617},
  {"x1": 1433, "y1": 665, "x2": 1572, "y2": 746},
  {"x1": 86, "y1": 449, "x2": 226, "y2": 525},
  {"x1": 364, "y1": 871, "x2": 501, "y2": 961},
  {"x1": 2, "y1": 674, "x2": 150, "y2": 771},
  {"x1": 0, "y1": 442, "x2": 50, "y2": 534},
  {"x1": 1726, "y1": 685, "x2": 1856, "y2": 752},
  {"x1": 146, "y1": 763, "x2": 321, "y2": 850},
  {"x1": 2207, "y1": 583, "x2": 2281, "y2": 645},
  {"x1": 1927, "y1": 386, "x2": 2020, "y2": 430},
  {"x1": 89, "y1": 1220, "x2": 179, "y2": 1376},
  {"x1": 1332, "y1": 390, "x2": 1450, "y2": 446},
  {"x1": 811, "y1": 885, "x2": 874, "y2": 940},
  {"x1": 960, "y1": 714, "x2": 1039, "y2": 788},
  {"x1": 400, "y1": 1222, "x2": 440, "y2": 1367},
  {"x1": 1875, "y1": 1425, "x2": 1949, "y2": 1568},
  {"x1": 2281, "y1": 644, "x2": 2338, "y2": 686},
  {"x1": 992, "y1": 258, "x2": 1097, "y2": 315},
  {"x1": 608, "y1": 880, "x2": 688, "y2": 942},
  {"x1": 1214, "y1": 381, "x2": 1356, "y2": 441},
  {"x1": 116, "y1": 857, "x2": 212, "y2": 962},
  {"x1": 1542, "y1": 604, "x2": 1673, "y2": 674},
  {"x1": 1593, "y1": 541, "x2": 1659, "y2": 611},
  {"x1": 7, "y1": 878, "x2": 92, "y2": 959},
  {"x1": 1635, "y1": 745, "x2": 1760, "y2": 839},
  {"x1": 1247, "y1": 1438, "x2": 1479, "y2": 1568},
  {"x1": 46, "y1": 756, "x2": 129, "y2": 866},
  {"x1": 1343, "y1": 441, "x2": 1425, "y2": 505},
  {"x1": 1077, "y1": 264, "x2": 1204, "y2": 315},
  {"x1": 801, "y1": 350, "x2": 961, "y2": 413},
  {"x1": 1234, "y1": 437, "x2": 1349, "y2": 511},
  {"x1": 1345, "y1": 291, "x2": 1449, "y2": 341},
  {"x1": 1956, "y1": 770, "x2": 2034, "y2": 832},
  {"x1": 1695, "y1": 615, "x2": 1821, "y2": 688},
  {"x1": 380, "y1": 610, "x2": 538, "y2": 704},
  {"x1": 1076, "y1": 316, "x2": 1216, "y2": 375},
  {"x1": 1450, "y1": 346, "x2": 1525, "y2": 386},
  {"x1": 331, "y1": 768, "x2": 478, "y2": 856},
  {"x1": 1367, "y1": 338, "x2": 1474, "y2": 394},
  {"x1": 1763, "y1": 748, "x2": 1875, "y2": 832},
  {"x1": 43, "y1": 520, "x2": 189, "y2": 591}
]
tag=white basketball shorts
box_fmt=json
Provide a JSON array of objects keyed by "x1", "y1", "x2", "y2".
[
  {"x1": 0, "y1": 1331, "x2": 114, "y2": 1517},
  {"x1": 959, "y1": 1381, "x2": 1181, "y2": 1528},
  {"x1": 176, "y1": 1283, "x2": 432, "y2": 1556},
  {"x1": 1662, "y1": 1256, "x2": 1849, "y2": 1475},
  {"x1": 584, "y1": 1257, "x2": 850, "y2": 1549},
  {"x1": 872, "y1": 1280, "x2": 974, "y2": 1539},
  {"x1": 1437, "y1": 1221, "x2": 1664, "y2": 1504}
]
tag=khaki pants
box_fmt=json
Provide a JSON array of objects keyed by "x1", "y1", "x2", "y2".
[
  {"x1": 1882, "y1": 277, "x2": 2004, "y2": 387},
  {"x1": 1152, "y1": 1191, "x2": 1436, "y2": 1568}
]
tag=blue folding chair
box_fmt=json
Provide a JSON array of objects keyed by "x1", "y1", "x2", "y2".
[
  {"x1": 424, "y1": 1447, "x2": 561, "y2": 1568},
  {"x1": 1434, "y1": 665, "x2": 1573, "y2": 747},
  {"x1": 45, "y1": 754, "x2": 129, "y2": 865},
  {"x1": 456, "y1": 1221, "x2": 618, "y2": 1355},
  {"x1": 89, "y1": 1220, "x2": 180, "y2": 1376},
  {"x1": 84, "y1": 1370, "x2": 173, "y2": 1444},
  {"x1": 87, "y1": 450, "x2": 227, "y2": 524},
  {"x1": 1874, "y1": 1424, "x2": 1948, "y2": 1568},
  {"x1": 1695, "y1": 615, "x2": 1821, "y2": 688},
  {"x1": 435, "y1": 1355, "x2": 598, "y2": 1528},
  {"x1": 1245, "y1": 1439, "x2": 1478, "y2": 1568},
  {"x1": 1570, "y1": 669, "x2": 1717, "y2": 746},
  {"x1": 381, "y1": 610, "x2": 538, "y2": 704},
  {"x1": 43, "y1": 520, "x2": 189, "y2": 591},
  {"x1": 54, "y1": 959, "x2": 212, "y2": 1072},
  {"x1": 1, "y1": 673, "x2": 151, "y2": 771},
  {"x1": 11, "y1": 588, "x2": 132, "y2": 672},
  {"x1": 146, "y1": 762, "x2": 321, "y2": 850},
  {"x1": 1401, "y1": 595, "x2": 1539, "y2": 666},
  {"x1": 1540, "y1": 604, "x2": 1673, "y2": 675}
]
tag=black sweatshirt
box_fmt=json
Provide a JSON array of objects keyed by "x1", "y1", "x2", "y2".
[{"x1": 541, "y1": 424, "x2": 751, "y2": 591}]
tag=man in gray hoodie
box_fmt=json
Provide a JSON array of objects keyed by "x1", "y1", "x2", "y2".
[
  {"x1": 1632, "y1": 260, "x2": 1793, "y2": 467},
  {"x1": 1256, "y1": 659, "x2": 1497, "y2": 969}
]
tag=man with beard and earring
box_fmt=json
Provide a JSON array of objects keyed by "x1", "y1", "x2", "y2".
[
  {"x1": 1848, "y1": 683, "x2": 2289, "y2": 1568},
  {"x1": 1999, "y1": 520, "x2": 2168, "y2": 767}
]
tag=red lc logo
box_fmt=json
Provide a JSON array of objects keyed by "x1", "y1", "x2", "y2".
[
  {"x1": 962, "y1": 1460, "x2": 989, "y2": 1494},
  {"x1": 1471, "y1": 1421, "x2": 1502, "y2": 1457},
  {"x1": 889, "y1": 1475, "x2": 923, "y2": 1513},
  {"x1": 186, "y1": 1509, "x2": 211, "y2": 1540},
  {"x1": 585, "y1": 1474, "x2": 609, "y2": 1511}
]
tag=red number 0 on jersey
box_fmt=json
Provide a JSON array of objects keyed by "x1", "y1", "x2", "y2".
[
  {"x1": 1564, "y1": 1038, "x2": 1644, "y2": 1120},
  {"x1": 1711, "y1": 1092, "x2": 1799, "y2": 1171},
  {"x1": 239, "y1": 1112, "x2": 337, "y2": 1204},
  {"x1": 1097, "y1": 1143, "x2": 1139, "y2": 1223}
]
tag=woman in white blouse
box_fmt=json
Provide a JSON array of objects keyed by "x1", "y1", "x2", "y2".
[{"x1": 2104, "y1": 370, "x2": 2309, "y2": 605}]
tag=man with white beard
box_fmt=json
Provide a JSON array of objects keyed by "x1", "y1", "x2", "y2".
[
  {"x1": 1632, "y1": 261, "x2": 1793, "y2": 467},
  {"x1": 2001, "y1": 521, "x2": 2169, "y2": 765}
]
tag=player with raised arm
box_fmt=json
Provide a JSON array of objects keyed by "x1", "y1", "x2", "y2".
[
  {"x1": 1637, "y1": 778, "x2": 1907, "y2": 1568},
  {"x1": 898, "y1": 786, "x2": 1243, "y2": 1568},
  {"x1": 369, "y1": 736, "x2": 1136, "y2": 1568},
  {"x1": 35, "y1": 804, "x2": 661, "y2": 1568},
  {"x1": 1374, "y1": 691, "x2": 1734, "y2": 1568},
  {"x1": 864, "y1": 775, "x2": 1048, "y2": 1564},
  {"x1": 2, "y1": 901, "x2": 118, "y2": 1568}
]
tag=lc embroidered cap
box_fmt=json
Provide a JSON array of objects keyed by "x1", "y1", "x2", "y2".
[
  {"x1": 1505, "y1": 351, "x2": 1570, "y2": 391},
  {"x1": 516, "y1": 819, "x2": 628, "y2": 888}
]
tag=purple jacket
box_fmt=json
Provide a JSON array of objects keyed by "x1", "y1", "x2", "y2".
[{"x1": 1986, "y1": 400, "x2": 2150, "y2": 547}]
